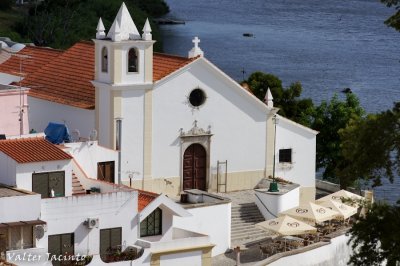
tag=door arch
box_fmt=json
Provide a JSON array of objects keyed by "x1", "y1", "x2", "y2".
[{"x1": 183, "y1": 144, "x2": 207, "y2": 191}]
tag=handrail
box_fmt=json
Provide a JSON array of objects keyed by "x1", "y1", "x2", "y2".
[{"x1": 254, "y1": 192, "x2": 277, "y2": 218}]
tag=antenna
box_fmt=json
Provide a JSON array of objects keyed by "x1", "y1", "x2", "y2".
[{"x1": 71, "y1": 129, "x2": 80, "y2": 142}]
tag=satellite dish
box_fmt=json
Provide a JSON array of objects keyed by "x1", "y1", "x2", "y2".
[
  {"x1": 89, "y1": 129, "x2": 98, "y2": 141},
  {"x1": 71, "y1": 129, "x2": 80, "y2": 142},
  {"x1": 35, "y1": 225, "x2": 45, "y2": 239}
]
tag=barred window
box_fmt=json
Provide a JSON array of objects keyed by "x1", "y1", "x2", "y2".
[
  {"x1": 279, "y1": 149, "x2": 292, "y2": 163},
  {"x1": 140, "y1": 208, "x2": 162, "y2": 237}
]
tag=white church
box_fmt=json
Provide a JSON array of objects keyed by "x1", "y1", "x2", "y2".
[{"x1": 0, "y1": 3, "x2": 317, "y2": 202}]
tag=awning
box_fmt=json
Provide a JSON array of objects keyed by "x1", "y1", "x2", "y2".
[{"x1": 0, "y1": 220, "x2": 46, "y2": 228}]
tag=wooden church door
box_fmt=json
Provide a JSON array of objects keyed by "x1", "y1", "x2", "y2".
[{"x1": 183, "y1": 144, "x2": 207, "y2": 191}]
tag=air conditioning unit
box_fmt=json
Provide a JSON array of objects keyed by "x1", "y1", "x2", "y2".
[
  {"x1": 34, "y1": 225, "x2": 47, "y2": 239},
  {"x1": 84, "y1": 218, "x2": 99, "y2": 229}
]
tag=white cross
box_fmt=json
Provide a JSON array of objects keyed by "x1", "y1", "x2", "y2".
[{"x1": 192, "y1": 37, "x2": 200, "y2": 49}]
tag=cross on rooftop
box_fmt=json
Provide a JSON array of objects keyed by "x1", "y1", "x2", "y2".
[{"x1": 192, "y1": 37, "x2": 200, "y2": 48}]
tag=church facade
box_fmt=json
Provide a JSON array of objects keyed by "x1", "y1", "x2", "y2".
[{"x1": 0, "y1": 3, "x2": 317, "y2": 201}]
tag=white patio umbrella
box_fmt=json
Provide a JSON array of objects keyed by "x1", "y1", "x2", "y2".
[
  {"x1": 316, "y1": 189, "x2": 364, "y2": 207},
  {"x1": 317, "y1": 199, "x2": 358, "y2": 220},
  {"x1": 256, "y1": 215, "x2": 317, "y2": 236},
  {"x1": 278, "y1": 202, "x2": 340, "y2": 225}
]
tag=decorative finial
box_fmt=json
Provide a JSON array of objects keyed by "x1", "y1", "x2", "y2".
[
  {"x1": 112, "y1": 20, "x2": 122, "y2": 42},
  {"x1": 142, "y1": 18, "x2": 152, "y2": 41},
  {"x1": 96, "y1": 18, "x2": 106, "y2": 39},
  {"x1": 188, "y1": 36, "x2": 204, "y2": 58},
  {"x1": 264, "y1": 87, "x2": 274, "y2": 107}
]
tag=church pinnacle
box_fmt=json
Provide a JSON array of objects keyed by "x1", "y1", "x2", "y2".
[
  {"x1": 96, "y1": 18, "x2": 106, "y2": 39},
  {"x1": 188, "y1": 36, "x2": 204, "y2": 58},
  {"x1": 264, "y1": 87, "x2": 274, "y2": 107},
  {"x1": 142, "y1": 18, "x2": 152, "y2": 41},
  {"x1": 107, "y1": 2, "x2": 141, "y2": 41}
]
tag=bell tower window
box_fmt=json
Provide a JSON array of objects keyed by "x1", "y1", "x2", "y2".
[
  {"x1": 128, "y1": 48, "x2": 138, "y2": 73},
  {"x1": 101, "y1": 47, "x2": 108, "y2": 73}
]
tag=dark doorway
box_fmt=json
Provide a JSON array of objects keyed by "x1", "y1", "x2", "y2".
[
  {"x1": 97, "y1": 161, "x2": 115, "y2": 183},
  {"x1": 183, "y1": 144, "x2": 207, "y2": 191}
]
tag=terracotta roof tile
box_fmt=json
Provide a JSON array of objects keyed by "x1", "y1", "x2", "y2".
[
  {"x1": 138, "y1": 189, "x2": 158, "y2": 212},
  {"x1": 0, "y1": 46, "x2": 63, "y2": 77},
  {"x1": 0, "y1": 137, "x2": 72, "y2": 163},
  {"x1": 5, "y1": 41, "x2": 195, "y2": 110}
]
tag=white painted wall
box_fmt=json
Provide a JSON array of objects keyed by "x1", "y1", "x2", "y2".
[
  {"x1": 275, "y1": 116, "x2": 316, "y2": 187},
  {"x1": 255, "y1": 188, "x2": 300, "y2": 220},
  {"x1": 152, "y1": 60, "x2": 267, "y2": 179},
  {"x1": 0, "y1": 151, "x2": 17, "y2": 186},
  {"x1": 97, "y1": 87, "x2": 111, "y2": 148},
  {"x1": 28, "y1": 97, "x2": 95, "y2": 139},
  {"x1": 0, "y1": 193, "x2": 41, "y2": 223},
  {"x1": 160, "y1": 250, "x2": 202, "y2": 266},
  {"x1": 173, "y1": 202, "x2": 231, "y2": 256},
  {"x1": 261, "y1": 233, "x2": 353, "y2": 266},
  {"x1": 38, "y1": 191, "x2": 138, "y2": 257},
  {"x1": 65, "y1": 141, "x2": 118, "y2": 181},
  {"x1": 15, "y1": 160, "x2": 72, "y2": 196},
  {"x1": 120, "y1": 89, "x2": 145, "y2": 181}
]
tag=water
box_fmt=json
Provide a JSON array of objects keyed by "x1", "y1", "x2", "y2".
[{"x1": 160, "y1": 0, "x2": 400, "y2": 204}]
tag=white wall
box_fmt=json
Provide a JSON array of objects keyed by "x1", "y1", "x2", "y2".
[
  {"x1": 262, "y1": 234, "x2": 353, "y2": 266},
  {"x1": 16, "y1": 160, "x2": 72, "y2": 196},
  {"x1": 38, "y1": 191, "x2": 138, "y2": 257},
  {"x1": 120, "y1": 89, "x2": 145, "y2": 181},
  {"x1": 275, "y1": 117, "x2": 316, "y2": 187},
  {"x1": 0, "y1": 193, "x2": 41, "y2": 223},
  {"x1": 160, "y1": 250, "x2": 202, "y2": 266},
  {"x1": 0, "y1": 151, "x2": 17, "y2": 186},
  {"x1": 173, "y1": 202, "x2": 231, "y2": 257},
  {"x1": 255, "y1": 188, "x2": 300, "y2": 220},
  {"x1": 65, "y1": 141, "x2": 118, "y2": 180},
  {"x1": 28, "y1": 97, "x2": 95, "y2": 139},
  {"x1": 152, "y1": 60, "x2": 267, "y2": 179}
]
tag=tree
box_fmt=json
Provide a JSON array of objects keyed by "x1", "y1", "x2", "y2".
[
  {"x1": 381, "y1": 0, "x2": 400, "y2": 31},
  {"x1": 311, "y1": 94, "x2": 365, "y2": 185},
  {"x1": 246, "y1": 71, "x2": 314, "y2": 126},
  {"x1": 348, "y1": 201, "x2": 400, "y2": 266},
  {"x1": 0, "y1": 0, "x2": 14, "y2": 10},
  {"x1": 337, "y1": 102, "x2": 400, "y2": 188}
]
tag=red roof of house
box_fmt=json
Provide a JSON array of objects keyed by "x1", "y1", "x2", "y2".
[
  {"x1": 0, "y1": 137, "x2": 72, "y2": 163},
  {"x1": 0, "y1": 46, "x2": 63, "y2": 77},
  {"x1": 138, "y1": 189, "x2": 158, "y2": 212},
  {"x1": 3, "y1": 41, "x2": 196, "y2": 110}
]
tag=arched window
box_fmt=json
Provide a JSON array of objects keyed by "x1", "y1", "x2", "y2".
[
  {"x1": 128, "y1": 48, "x2": 138, "y2": 73},
  {"x1": 101, "y1": 47, "x2": 108, "y2": 73}
]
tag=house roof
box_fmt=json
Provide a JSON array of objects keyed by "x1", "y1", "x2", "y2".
[
  {"x1": 138, "y1": 189, "x2": 158, "y2": 212},
  {"x1": 0, "y1": 137, "x2": 72, "y2": 163},
  {"x1": 0, "y1": 46, "x2": 63, "y2": 77},
  {"x1": 8, "y1": 41, "x2": 195, "y2": 110}
]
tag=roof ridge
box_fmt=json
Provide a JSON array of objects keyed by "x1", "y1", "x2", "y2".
[
  {"x1": 0, "y1": 136, "x2": 44, "y2": 143},
  {"x1": 154, "y1": 52, "x2": 192, "y2": 60},
  {"x1": 22, "y1": 45, "x2": 64, "y2": 53}
]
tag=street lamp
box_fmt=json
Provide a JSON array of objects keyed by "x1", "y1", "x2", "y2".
[{"x1": 268, "y1": 114, "x2": 279, "y2": 192}]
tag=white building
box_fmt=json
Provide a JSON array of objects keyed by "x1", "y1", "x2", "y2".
[
  {"x1": 0, "y1": 4, "x2": 317, "y2": 203},
  {"x1": 0, "y1": 137, "x2": 215, "y2": 265}
]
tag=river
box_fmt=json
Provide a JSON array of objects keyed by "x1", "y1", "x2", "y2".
[{"x1": 159, "y1": 0, "x2": 400, "y2": 203}]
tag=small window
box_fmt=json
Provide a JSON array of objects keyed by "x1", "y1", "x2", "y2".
[
  {"x1": 100, "y1": 228, "x2": 122, "y2": 261},
  {"x1": 97, "y1": 161, "x2": 115, "y2": 183},
  {"x1": 189, "y1": 88, "x2": 206, "y2": 107},
  {"x1": 101, "y1": 47, "x2": 108, "y2": 72},
  {"x1": 48, "y1": 233, "x2": 74, "y2": 265},
  {"x1": 279, "y1": 149, "x2": 292, "y2": 163},
  {"x1": 140, "y1": 208, "x2": 162, "y2": 237},
  {"x1": 128, "y1": 48, "x2": 138, "y2": 72}
]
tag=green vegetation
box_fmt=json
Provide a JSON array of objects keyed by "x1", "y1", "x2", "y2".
[
  {"x1": 0, "y1": 0, "x2": 169, "y2": 51},
  {"x1": 381, "y1": 0, "x2": 400, "y2": 31},
  {"x1": 348, "y1": 201, "x2": 400, "y2": 266}
]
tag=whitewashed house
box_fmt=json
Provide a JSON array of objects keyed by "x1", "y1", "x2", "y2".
[
  {"x1": 0, "y1": 137, "x2": 215, "y2": 265},
  {"x1": 0, "y1": 4, "x2": 317, "y2": 203}
]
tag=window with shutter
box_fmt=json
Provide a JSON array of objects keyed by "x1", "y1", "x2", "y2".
[{"x1": 32, "y1": 171, "x2": 65, "y2": 198}]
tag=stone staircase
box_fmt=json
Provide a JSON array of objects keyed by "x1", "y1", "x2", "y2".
[
  {"x1": 231, "y1": 203, "x2": 269, "y2": 244},
  {"x1": 72, "y1": 173, "x2": 86, "y2": 195}
]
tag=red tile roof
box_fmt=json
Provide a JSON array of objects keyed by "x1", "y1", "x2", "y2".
[
  {"x1": 4, "y1": 41, "x2": 196, "y2": 110},
  {"x1": 0, "y1": 46, "x2": 63, "y2": 77},
  {"x1": 138, "y1": 189, "x2": 158, "y2": 212},
  {"x1": 0, "y1": 137, "x2": 72, "y2": 163}
]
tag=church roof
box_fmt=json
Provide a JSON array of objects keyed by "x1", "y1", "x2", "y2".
[
  {"x1": 107, "y1": 2, "x2": 141, "y2": 41},
  {"x1": 3, "y1": 41, "x2": 195, "y2": 109},
  {"x1": 0, "y1": 46, "x2": 63, "y2": 78}
]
